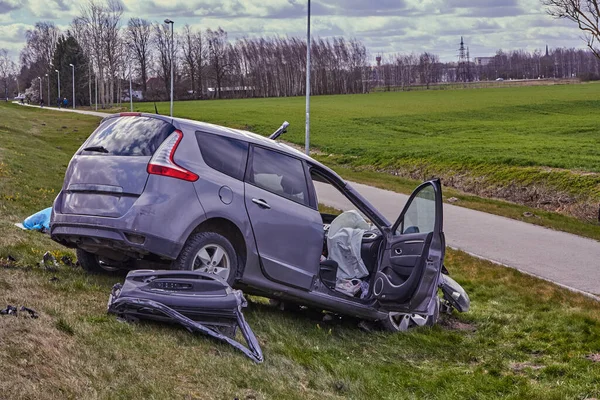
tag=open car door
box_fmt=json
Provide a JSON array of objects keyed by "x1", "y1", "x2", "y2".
[{"x1": 373, "y1": 179, "x2": 444, "y2": 314}]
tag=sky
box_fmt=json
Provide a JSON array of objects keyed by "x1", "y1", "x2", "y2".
[{"x1": 0, "y1": 0, "x2": 586, "y2": 63}]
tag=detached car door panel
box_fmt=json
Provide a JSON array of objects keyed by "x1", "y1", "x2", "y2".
[
  {"x1": 244, "y1": 146, "x2": 323, "y2": 290},
  {"x1": 373, "y1": 180, "x2": 444, "y2": 313}
]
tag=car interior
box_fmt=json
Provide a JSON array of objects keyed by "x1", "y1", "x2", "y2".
[{"x1": 310, "y1": 170, "x2": 384, "y2": 298}]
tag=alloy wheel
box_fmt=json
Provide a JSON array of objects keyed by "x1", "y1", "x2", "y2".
[{"x1": 193, "y1": 243, "x2": 231, "y2": 280}]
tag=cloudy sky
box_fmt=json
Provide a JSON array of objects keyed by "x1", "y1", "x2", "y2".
[{"x1": 0, "y1": 0, "x2": 586, "y2": 62}]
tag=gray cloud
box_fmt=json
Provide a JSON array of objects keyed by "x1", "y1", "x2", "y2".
[
  {"x1": 0, "y1": 0, "x2": 593, "y2": 63},
  {"x1": 0, "y1": 0, "x2": 21, "y2": 14}
]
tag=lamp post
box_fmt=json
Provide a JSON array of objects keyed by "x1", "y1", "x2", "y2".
[
  {"x1": 95, "y1": 73, "x2": 98, "y2": 111},
  {"x1": 38, "y1": 76, "x2": 42, "y2": 103},
  {"x1": 164, "y1": 18, "x2": 174, "y2": 117},
  {"x1": 45, "y1": 74, "x2": 49, "y2": 106},
  {"x1": 69, "y1": 63, "x2": 75, "y2": 109},
  {"x1": 55, "y1": 69, "x2": 60, "y2": 106},
  {"x1": 305, "y1": 0, "x2": 311, "y2": 155},
  {"x1": 129, "y1": 62, "x2": 133, "y2": 112}
]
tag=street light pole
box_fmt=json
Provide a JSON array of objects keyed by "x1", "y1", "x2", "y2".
[
  {"x1": 164, "y1": 18, "x2": 175, "y2": 117},
  {"x1": 45, "y1": 74, "x2": 49, "y2": 106},
  {"x1": 95, "y1": 74, "x2": 98, "y2": 111},
  {"x1": 69, "y1": 63, "x2": 75, "y2": 109},
  {"x1": 38, "y1": 76, "x2": 42, "y2": 103},
  {"x1": 55, "y1": 69, "x2": 60, "y2": 105},
  {"x1": 129, "y1": 62, "x2": 133, "y2": 112},
  {"x1": 305, "y1": 0, "x2": 311, "y2": 155}
]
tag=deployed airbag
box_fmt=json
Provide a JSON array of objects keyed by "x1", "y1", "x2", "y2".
[
  {"x1": 327, "y1": 210, "x2": 370, "y2": 280},
  {"x1": 107, "y1": 270, "x2": 263, "y2": 363}
]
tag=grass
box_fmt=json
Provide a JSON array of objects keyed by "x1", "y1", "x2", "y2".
[
  {"x1": 2, "y1": 98, "x2": 600, "y2": 399},
  {"x1": 134, "y1": 83, "x2": 600, "y2": 227}
]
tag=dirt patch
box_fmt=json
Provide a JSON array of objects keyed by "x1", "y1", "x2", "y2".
[
  {"x1": 439, "y1": 316, "x2": 476, "y2": 332},
  {"x1": 510, "y1": 362, "x2": 544, "y2": 373}
]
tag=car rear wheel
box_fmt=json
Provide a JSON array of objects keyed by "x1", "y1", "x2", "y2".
[
  {"x1": 76, "y1": 248, "x2": 121, "y2": 275},
  {"x1": 173, "y1": 232, "x2": 238, "y2": 285}
]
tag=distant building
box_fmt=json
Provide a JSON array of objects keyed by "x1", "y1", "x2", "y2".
[
  {"x1": 122, "y1": 90, "x2": 143, "y2": 101},
  {"x1": 474, "y1": 57, "x2": 494, "y2": 66}
]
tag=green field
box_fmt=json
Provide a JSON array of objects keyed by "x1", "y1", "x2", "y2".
[
  {"x1": 136, "y1": 84, "x2": 600, "y2": 226},
  {"x1": 2, "y1": 102, "x2": 600, "y2": 399}
]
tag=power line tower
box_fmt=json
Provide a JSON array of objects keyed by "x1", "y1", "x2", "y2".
[{"x1": 457, "y1": 36, "x2": 471, "y2": 82}]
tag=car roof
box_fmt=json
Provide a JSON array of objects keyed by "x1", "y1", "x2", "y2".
[{"x1": 105, "y1": 112, "x2": 344, "y2": 182}]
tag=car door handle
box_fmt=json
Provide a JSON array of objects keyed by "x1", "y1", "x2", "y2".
[{"x1": 252, "y1": 198, "x2": 271, "y2": 209}]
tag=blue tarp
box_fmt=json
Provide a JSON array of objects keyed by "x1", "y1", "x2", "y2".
[{"x1": 22, "y1": 207, "x2": 52, "y2": 231}]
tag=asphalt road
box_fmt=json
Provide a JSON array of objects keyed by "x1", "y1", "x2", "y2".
[{"x1": 16, "y1": 103, "x2": 600, "y2": 297}]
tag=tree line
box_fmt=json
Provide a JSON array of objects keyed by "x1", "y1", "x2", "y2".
[
  {"x1": 4, "y1": 0, "x2": 600, "y2": 105},
  {"x1": 375, "y1": 47, "x2": 600, "y2": 91}
]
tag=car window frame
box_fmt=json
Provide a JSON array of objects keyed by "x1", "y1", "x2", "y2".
[
  {"x1": 391, "y1": 181, "x2": 443, "y2": 236},
  {"x1": 245, "y1": 144, "x2": 316, "y2": 209}
]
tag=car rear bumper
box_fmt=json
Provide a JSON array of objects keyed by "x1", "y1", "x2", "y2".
[
  {"x1": 51, "y1": 176, "x2": 207, "y2": 260},
  {"x1": 51, "y1": 222, "x2": 182, "y2": 260}
]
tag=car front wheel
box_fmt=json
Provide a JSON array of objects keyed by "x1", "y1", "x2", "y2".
[{"x1": 173, "y1": 232, "x2": 238, "y2": 285}]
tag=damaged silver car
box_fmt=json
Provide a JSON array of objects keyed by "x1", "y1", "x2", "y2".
[{"x1": 51, "y1": 113, "x2": 469, "y2": 332}]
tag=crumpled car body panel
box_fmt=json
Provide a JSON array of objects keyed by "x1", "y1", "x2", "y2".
[{"x1": 107, "y1": 270, "x2": 263, "y2": 363}]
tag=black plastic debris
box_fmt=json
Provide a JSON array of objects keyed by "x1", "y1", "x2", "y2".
[
  {"x1": 107, "y1": 270, "x2": 264, "y2": 363},
  {"x1": 7, "y1": 255, "x2": 16, "y2": 262},
  {"x1": 41, "y1": 251, "x2": 59, "y2": 272},
  {"x1": 1, "y1": 305, "x2": 40, "y2": 318},
  {"x1": 1, "y1": 305, "x2": 18, "y2": 316},
  {"x1": 61, "y1": 255, "x2": 75, "y2": 267},
  {"x1": 20, "y1": 306, "x2": 39, "y2": 319}
]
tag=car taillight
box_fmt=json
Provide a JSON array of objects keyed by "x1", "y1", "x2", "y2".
[{"x1": 147, "y1": 130, "x2": 199, "y2": 182}]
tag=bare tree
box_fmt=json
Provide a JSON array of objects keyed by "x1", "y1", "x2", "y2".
[
  {"x1": 419, "y1": 52, "x2": 439, "y2": 89},
  {"x1": 20, "y1": 22, "x2": 60, "y2": 70},
  {"x1": 127, "y1": 17, "x2": 152, "y2": 93},
  {"x1": 0, "y1": 49, "x2": 16, "y2": 100},
  {"x1": 206, "y1": 28, "x2": 231, "y2": 99},
  {"x1": 77, "y1": 0, "x2": 123, "y2": 108},
  {"x1": 542, "y1": 0, "x2": 600, "y2": 59},
  {"x1": 182, "y1": 24, "x2": 203, "y2": 99},
  {"x1": 153, "y1": 22, "x2": 176, "y2": 99}
]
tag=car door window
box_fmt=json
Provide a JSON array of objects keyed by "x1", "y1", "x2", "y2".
[
  {"x1": 248, "y1": 146, "x2": 309, "y2": 206},
  {"x1": 398, "y1": 184, "x2": 436, "y2": 235}
]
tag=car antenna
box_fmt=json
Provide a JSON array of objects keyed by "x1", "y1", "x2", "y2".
[
  {"x1": 154, "y1": 101, "x2": 159, "y2": 115},
  {"x1": 269, "y1": 121, "x2": 289, "y2": 140}
]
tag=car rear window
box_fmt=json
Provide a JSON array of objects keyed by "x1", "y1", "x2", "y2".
[
  {"x1": 196, "y1": 131, "x2": 249, "y2": 180},
  {"x1": 81, "y1": 116, "x2": 175, "y2": 156}
]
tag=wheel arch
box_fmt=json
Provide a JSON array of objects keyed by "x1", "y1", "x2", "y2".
[{"x1": 189, "y1": 217, "x2": 248, "y2": 278}]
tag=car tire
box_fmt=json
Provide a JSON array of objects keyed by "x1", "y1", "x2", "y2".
[
  {"x1": 76, "y1": 248, "x2": 121, "y2": 275},
  {"x1": 173, "y1": 232, "x2": 238, "y2": 285}
]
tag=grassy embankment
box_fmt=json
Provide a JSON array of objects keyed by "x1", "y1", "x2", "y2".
[
  {"x1": 1, "y1": 102, "x2": 600, "y2": 399},
  {"x1": 135, "y1": 84, "x2": 600, "y2": 241}
]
